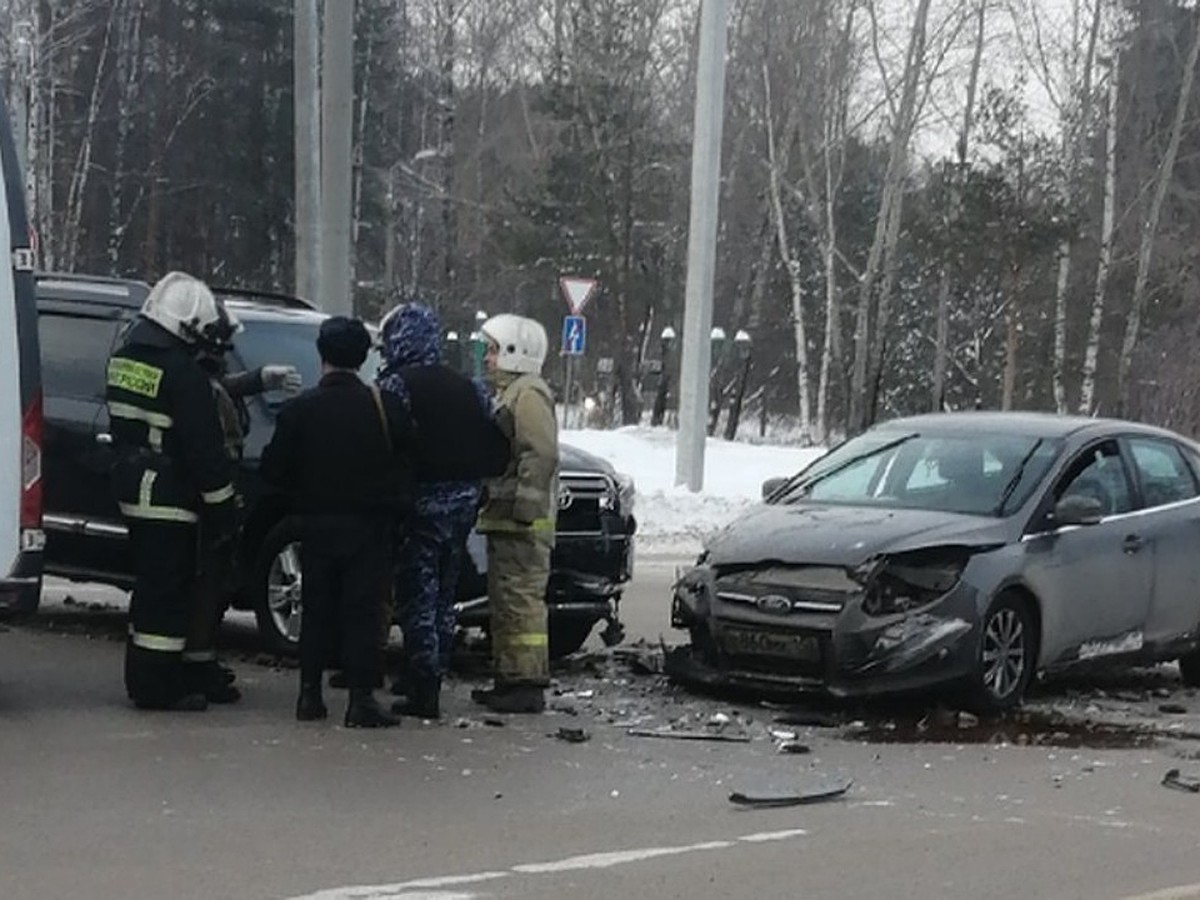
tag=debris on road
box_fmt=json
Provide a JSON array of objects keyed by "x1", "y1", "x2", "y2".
[
  {"x1": 771, "y1": 709, "x2": 840, "y2": 728},
  {"x1": 777, "y1": 741, "x2": 811, "y2": 755},
  {"x1": 729, "y1": 779, "x2": 852, "y2": 808},
  {"x1": 555, "y1": 726, "x2": 592, "y2": 744},
  {"x1": 1162, "y1": 768, "x2": 1200, "y2": 793},
  {"x1": 628, "y1": 726, "x2": 752, "y2": 743}
]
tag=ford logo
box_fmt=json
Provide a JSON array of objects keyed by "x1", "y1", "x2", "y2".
[
  {"x1": 756, "y1": 594, "x2": 792, "y2": 614},
  {"x1": 557, "y1": 485, "x2": 574, "y2": 510}
]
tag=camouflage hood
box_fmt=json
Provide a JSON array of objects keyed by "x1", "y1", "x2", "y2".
[{"x1": 380, "y1": 302, "x2": 442, "y2": 374}]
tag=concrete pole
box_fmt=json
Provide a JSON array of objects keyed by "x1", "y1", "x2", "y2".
[
  {"x1": 294, "y1": 0, "x2": 322, "y2": 304},
  {"x1": 320, "y1": 0, "x2": 354, "y2": 315},
  {"x1": 674, "y1": 0, "x2": 729, "y2": 491}
]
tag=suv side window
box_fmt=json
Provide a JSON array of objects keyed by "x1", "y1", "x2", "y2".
[
  {"x1": 1052, "y1": 440, "x2": 1134, "y2": 520},
  {"x1": 39, "y1": 313, "x2": 122, "y2": 400},
  {"x1": 1128, "y1": 438, "x2": 1198, "y2": 507}
]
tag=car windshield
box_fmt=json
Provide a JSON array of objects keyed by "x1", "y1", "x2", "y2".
[
  {"x1": 775, "y1": 430, "x2": 1062, "y2": 517},
  {"x1": 230, "y1": 316, "x2": 383, "y2": 398}
]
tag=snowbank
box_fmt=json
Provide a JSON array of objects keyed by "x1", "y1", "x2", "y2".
[{"x1": 562, "y1": 426, "x2": 826, "y2": 556}]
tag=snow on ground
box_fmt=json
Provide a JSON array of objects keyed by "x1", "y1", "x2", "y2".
[{"x1": 562, "y1": 426, "x2": 826, "y2": 556}]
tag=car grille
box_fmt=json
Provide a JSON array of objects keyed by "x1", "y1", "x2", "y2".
[
  {"x1": 557, "y1": 471, "x2": 616, "y2": 535},
  {"x1": 717, "y1": 590, "x2": 845, "y2": 615}
]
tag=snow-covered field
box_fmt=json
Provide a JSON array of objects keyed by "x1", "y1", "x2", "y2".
[{"x1": 563, "y1": 426, "x2": 826, "y2": 556}]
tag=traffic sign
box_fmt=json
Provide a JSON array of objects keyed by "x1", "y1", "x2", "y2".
[
  {"x1": 559, "y1": 276, "x2": 598, "y2": 315},
  {"x1": 562, "y1": 315, "x2": 587, "y2": 356}
]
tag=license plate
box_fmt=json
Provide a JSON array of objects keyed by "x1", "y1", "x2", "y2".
[{"x1": 720, "y1": 627, "x2": 821, "y2": 662}]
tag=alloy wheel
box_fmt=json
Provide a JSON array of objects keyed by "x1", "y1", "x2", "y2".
[
  {"x1": 981, "y1": 606, "x2": 1026, "y2": 701},
  {"x1": 267, "y1": 542, "x2": 303, "y2": 646}
]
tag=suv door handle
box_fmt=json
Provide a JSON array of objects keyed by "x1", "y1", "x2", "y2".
[
  {"x1": 1123, "y1": 534, "x2": 1144, "y2": 554},
  {"x1": 96, "y1": 432, "x2": 112, "y2": 445}
]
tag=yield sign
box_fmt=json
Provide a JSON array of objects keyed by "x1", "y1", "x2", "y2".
[{"x1": 559, "y1": 276, "x2": 598, "y2": 315}]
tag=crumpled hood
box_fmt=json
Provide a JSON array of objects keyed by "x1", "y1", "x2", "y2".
[{"x1": 705, "y1": 502, "x2": 1008, "y2": 567}]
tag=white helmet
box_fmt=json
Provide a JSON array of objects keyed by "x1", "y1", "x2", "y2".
[
  {"x1": 481, "y1": 313, "x2": 548, "y2": 374},
  {"x1": 141, "y1": 271, "x2": 222, "y2": 346}
]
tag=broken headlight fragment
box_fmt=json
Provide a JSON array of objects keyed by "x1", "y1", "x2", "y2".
[{"x1": 857, "y1": 548, "x2": 970, "y2": 617}]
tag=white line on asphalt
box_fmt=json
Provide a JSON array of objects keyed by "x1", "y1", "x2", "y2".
[
  {"x1": 511, "y1": 840, "x2": 734, "y2": 874},
  {"x1": 282, "y1": 829, "x2": 810, "y2": 899},
  {"x1": 1119, "y1": 885, "x2": 1200, "y2": 900},
  {"x1": 738, "y1": 829, "x2": 810, "y2": 843}
]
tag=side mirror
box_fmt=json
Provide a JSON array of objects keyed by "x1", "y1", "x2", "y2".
[
  {"x1": 1053, "y1": 494, "x2": 1104, "y2": 527},
  {"x1": 762, "y1": 476, "x2": 788, "y2": 500}
]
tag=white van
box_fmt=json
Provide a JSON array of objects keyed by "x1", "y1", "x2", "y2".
[{"x1": 0, "y1": 97, "x2": 42, "y2": 613}]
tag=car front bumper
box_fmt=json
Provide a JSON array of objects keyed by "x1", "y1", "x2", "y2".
[{"x1": 669, "y1": 564, "x2": 980, "y2": 699}]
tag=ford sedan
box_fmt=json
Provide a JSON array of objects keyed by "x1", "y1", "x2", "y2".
[{"x1": 669, "y1": 412, "x2": 1200, "y2": 710}]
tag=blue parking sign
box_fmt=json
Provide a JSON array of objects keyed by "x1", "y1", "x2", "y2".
[{"x1": 562, "y1": 315, "x2": 586, "y2": 356}]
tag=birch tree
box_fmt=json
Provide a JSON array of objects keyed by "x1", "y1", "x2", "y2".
[
  {"x1": 848, "y1": 0, "x2": 932, "y2": 433},
  {"x1": 1116, "y1": 5, "x2": 1200, "y2": 412},
  {"x1": 932, "y1": 0, "x2": 985, "y2": 412},
  {"x1": 1078, "y1": 45, "x2": 1118, "y2": 415}
]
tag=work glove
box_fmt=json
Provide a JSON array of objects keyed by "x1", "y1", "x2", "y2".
[{"x1": 262, "y1": 364, "x2": 302, "y2": 395}]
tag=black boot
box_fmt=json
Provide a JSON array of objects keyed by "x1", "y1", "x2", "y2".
[
  {"x1": 345, "y1": 688, "x2": 401, "y2": 728},
  {"x1": 392, "y1": 675, "x2": 440, "y2": 719},
  {"x1": 474, "y1": 684, "x2": 545, "y2": 714},
  {"x1": 184, "y1": 661, "x2": 242, "y2": 704},
  {"x1": 296, "y1": 682, "x2": 328, "y2": 721}
]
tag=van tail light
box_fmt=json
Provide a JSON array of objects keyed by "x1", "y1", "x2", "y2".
[{"x1": 20, "y1": 391, "x2": 42, "y2": 530}]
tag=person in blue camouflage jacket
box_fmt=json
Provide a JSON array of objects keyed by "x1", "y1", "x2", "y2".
[{"x1": 376, "y1": 302, "x2": 508, "y2": 719}]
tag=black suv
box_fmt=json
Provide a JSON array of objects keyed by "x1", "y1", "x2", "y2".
[{"x1": 34, "y1": 273, "x2": 636, "y2": 657}]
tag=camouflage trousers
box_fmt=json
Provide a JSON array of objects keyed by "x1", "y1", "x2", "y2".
[{"x1": 396, "y1": 504, "x2": 477, "y2": 680}]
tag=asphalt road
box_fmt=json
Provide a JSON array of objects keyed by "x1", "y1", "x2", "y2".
[{"x1": 6, "y1": 562, "x2": 1200, "y2": 900}]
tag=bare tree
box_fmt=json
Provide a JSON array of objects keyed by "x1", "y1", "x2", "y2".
[
  {"x1": 1078, "y1": 44, "x2": 1118, "y2": 415},
  {"x1": 848, "y1": 0, "x2": 933, "y2": 433},
  {"x1": 932, "y1": 0, "x2": 985, "y2": 412}
]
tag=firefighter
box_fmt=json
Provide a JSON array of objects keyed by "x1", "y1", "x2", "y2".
[
  {"x1": 106, "y1": 272, "x2": 238, "y2": 711},
  {"x1": 472, "y1": 314, "x2": 558, "y2": 714},
  {"x1": 182, "y1": 301, "x2": 302, "y2": 702}
]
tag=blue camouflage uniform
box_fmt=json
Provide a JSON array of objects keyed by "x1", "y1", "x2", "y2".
[{"x1": 377, "y1": 305, "x2": 488, "y2": 681}]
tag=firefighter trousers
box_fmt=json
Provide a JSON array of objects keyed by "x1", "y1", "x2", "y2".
[
  {"x1": 486, "y1": 531, "x2": 551, "y2": 688},
  {"x1": 125, "y1": 519, "x2": 198, "y2": 707},
  {"x1": 183, "y1": 530, "x2": 236, "y2": 672}
]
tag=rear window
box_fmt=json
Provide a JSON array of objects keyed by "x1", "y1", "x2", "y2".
[{"x1": 38, "y1": 313, "x2": 121, "y2": 399}]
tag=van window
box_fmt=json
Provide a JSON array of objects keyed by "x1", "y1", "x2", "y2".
[{"x1": 39, "y1": 313, "x2": 121, "y2": 400}]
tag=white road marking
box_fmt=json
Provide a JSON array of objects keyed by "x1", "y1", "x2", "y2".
[
  {"x1": 1119, "y1": 885, "x2": 1200, "y2": 900},
  {"x1": 738, "y1": 829, "x2": 810, "y2": 843},
  {"x1": 283, "y1": 829, "x2": 809, "y2": 899},
  {"x1": 511, "y1": 840, "x2": 734, "y2": 874}
]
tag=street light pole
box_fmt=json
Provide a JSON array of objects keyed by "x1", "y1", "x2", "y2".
[
  {"x1": 294, "y1": 0, "x2": 321, "y2": 304},
  {"x1": 319, "y1": 0, "x2": 354, "y2": 315},
  {"x1": 675, "y1": 0, "x2": 729, "y2": 491}
]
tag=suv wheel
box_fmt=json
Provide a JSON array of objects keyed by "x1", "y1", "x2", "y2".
[{"x1": 253, "y1": 518, "x2": 304, "y2": 656}]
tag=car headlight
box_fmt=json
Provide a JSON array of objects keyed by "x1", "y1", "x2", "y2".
[
  {"x1": 615, "y1": 473, "x2": 635, "y2": 514},
  {"x1": 860, "y1": 549, "x2": 969, "y2": 617}
]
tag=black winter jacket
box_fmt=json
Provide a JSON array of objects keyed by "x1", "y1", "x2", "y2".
[{"x1": 260, "y1": 370, "x2": 416, "y2": 518}]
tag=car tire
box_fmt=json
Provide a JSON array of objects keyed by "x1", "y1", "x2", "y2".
[
  {"x1": 967, "y1": 591, "x2": 1037, "y2": 712},
  {"x1": 548, "y1": 618, "x2": 596, "y2": 659},
  {"x1": 252, "y1": 518, "x2": 305, "y2": 656},
  {"x1": 1179, "y1": 648, "x2": 1200, "y2": 687}
]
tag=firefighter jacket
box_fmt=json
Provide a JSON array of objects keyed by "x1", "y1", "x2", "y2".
[
  {"x1": 105, "y1": 318, "x2": 237, "y2": 528},
  {"x1": 477, "y1": 371, "x2": 558, "y2": 539}
]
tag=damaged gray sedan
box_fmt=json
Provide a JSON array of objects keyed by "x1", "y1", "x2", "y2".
[{"x1": 670, "y1": 412, "x2": 1200, "y2": 710}]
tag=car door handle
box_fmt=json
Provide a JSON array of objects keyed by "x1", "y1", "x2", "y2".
[
  {"x1": 96, "y1": 432, "x2": 112, "y2": 445},
  {"x1": 1123, "y1": 534, "x2": 1144, "y2": 554}
]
